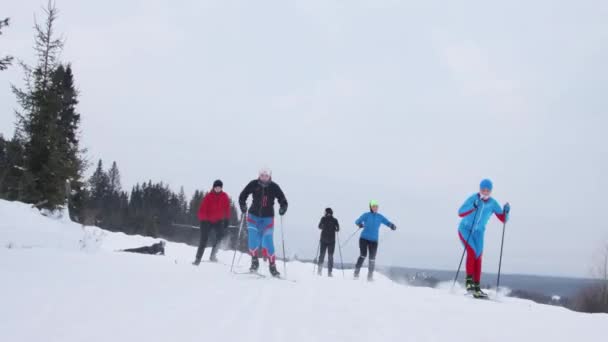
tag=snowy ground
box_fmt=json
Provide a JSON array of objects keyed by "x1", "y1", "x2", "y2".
[{"x1": 0, "y1": 200, "x2": 606, "y2": 342}]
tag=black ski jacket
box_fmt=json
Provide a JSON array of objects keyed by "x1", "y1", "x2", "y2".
[
  {"x1": 318, "y1": 215, "x2": 340, "y2": 243},
  {"x1": 239, "y1": 180, "x2": 288, "y2": 218}
]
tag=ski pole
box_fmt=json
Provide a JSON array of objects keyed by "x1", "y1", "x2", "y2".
[
  {"x1": 341, "y1": 227, "x2": 362, "y2": 249},
  {"x1": 496, "y1": 219, "x2": 508, "y2": 294},
  {"x1": 280, "y1": 216, "x2": 287, "y2": 277},
  {"x1": 313, "y1": 241, "x2": 320, "y2": 275},
  {"x1": 452, "y1": 207, "x2": 482, "y2": 288},
  {"x1": 230, "y1": 212, "x2": 247, "y2": 273},
  {"x1": 337, "y1": 231, "x2": 345, "y2": 278}
]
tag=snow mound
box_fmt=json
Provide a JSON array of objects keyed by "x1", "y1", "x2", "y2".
[{"x1": 0, "y1": 199, "x2": 606, "y2": 342}]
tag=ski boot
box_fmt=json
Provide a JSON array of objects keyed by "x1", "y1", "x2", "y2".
[
  {"x1": 354, "y1": 256, "x2": 365, "y2": 279},
  {"x1": 327, "y1": 270, "x2": 333, "y2": 278},
  {"x1": 368, "y1": 260, "x2": 376, "y2": 282},
  {"x1": 209, "y1": 246, "x2": 219, "y2": 263},
  {"x1": 192, "y1": 259, "x2": 201, "y2": 266},
  {"x1": 472, "y1": 283, "x2": 488, "y2": 299},
  {"x1": 269, "y1": 263, "x2": 281, "y2": 278},
  {"x1": 249, "y1": 256, "x2": 260, "y2": 273},
  {"x1": 465, "y1": 276, "x2": 475, "y2": 293}
]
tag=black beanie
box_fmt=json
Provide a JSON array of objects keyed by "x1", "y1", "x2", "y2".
[
  {"x1": 213, "y1": 179, "x2": 223, "y2": 188},
  {"x1": 325, "y1": 208, "x2": 333, "y2": 215}
]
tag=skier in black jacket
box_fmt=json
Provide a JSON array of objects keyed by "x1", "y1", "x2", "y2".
[
  {"x1": 239, "y1": 168, "x2": 288, "y2": 277},
  {"x1": 317, "y1": 208, "x2": 340, "y2": 277}
]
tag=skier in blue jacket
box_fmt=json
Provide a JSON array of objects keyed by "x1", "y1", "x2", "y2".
[
  {"x1": 458, "y1": 179, "x2": 510, "y2": 298},
  {"x1": 353, "y1": 200, "x2": 396, "y2": 281}
]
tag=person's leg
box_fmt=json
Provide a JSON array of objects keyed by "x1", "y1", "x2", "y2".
[
  {"x1": 247, "y1": 215, "x2": 262, "y2": 271},
  {"x1": 122, "y1": 246, "x2": 149, "y2": 254},
  {"x1": 473, "y1": 254, "x2": 483, "y2": 284},
  {"x1": 327, "y1": 241, "x2": 335, "y2": 276},
  {"x1": 261, "y1": 228, "x2": 276, "y2": 263},
  {"x1": 260, "y1": 217, "x2": 280, "y2": 276},
  {"x1": 194, "y1": 222, "x2": 210, "y2": 264},
  {"x1": 354, "y1": 238, "x2": 368, "y2": 277},
  {"x1": 459, "y1": 232, "x2": 476, "y2": 290},
  {"x1": 367, "y1": 241, "x2": 378, "y2": 280},
  {"x1": 210, "y1": 223, "x2": 225, "y2": 261},
  {"x1": 470, "y1": 254, "x2": 487, "y2": 297},
  {"x1": 318, "y1": 242, "x2": 328, "y2": 275}
]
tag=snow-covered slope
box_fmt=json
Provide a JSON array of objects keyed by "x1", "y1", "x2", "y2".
[{"x1": 0, "y1": 200, "x2": 605, "y2": 342}]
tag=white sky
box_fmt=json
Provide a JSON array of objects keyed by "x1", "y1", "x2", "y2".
[{"x1": 2, "y1": 0, "x2": 607, "y2": 278}]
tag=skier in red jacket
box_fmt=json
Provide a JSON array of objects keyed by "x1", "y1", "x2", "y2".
[{"x1": 193, "y1": 180, "x2": 232, "y2": 265}]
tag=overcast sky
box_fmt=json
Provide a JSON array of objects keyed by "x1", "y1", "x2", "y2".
[{"x1": 2, "y1": 0, "x2": 607, "y2": 278}]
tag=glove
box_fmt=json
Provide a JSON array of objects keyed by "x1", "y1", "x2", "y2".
[
  {"x1": 357, "y1": 223, "x2": 364, "y2": 229},
  {"x1": 473, "y1": 199, "x2": 480, "y2": 209},
  {"x1": 390, "y1": 224, "x2": 397, "y2": 231},
  {"x1": 503, "y1": 203, "x2": 511, "y2": 214},
  {"x1": 279, "y1": 206, "x2": 287, "y2": 216},
  {"x1": 240, "y1": 204, "x2": 247, "y2": 214}
]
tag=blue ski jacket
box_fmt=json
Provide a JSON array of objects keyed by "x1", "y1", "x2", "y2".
[
  {"x1": 458, "y1": 193, "x2": 509, "y2": 257},
  {"x1": 355, "y1": 212, "x2": 394, "y2": 242}
]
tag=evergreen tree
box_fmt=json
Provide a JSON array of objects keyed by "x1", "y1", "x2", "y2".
[
  {"x1": 89, "y1": 160, "x2": 109, "y2": 204},
  {"x1": 177, "y1": 186, "x2": 188, "y2": 223},
  {"x1": 107, "y1": 161, "x2": 121, "y2": 193},
  {"x1": 188, "y1": 190, "x2": 205, "y2": 225},
  {"x1": 0, "y1": 133, "x2": 34, "y2": 201},
  {"x1": 0, "y1": 17, "x2": 13, "y2": 71},
  {"x1": 51, "y1": 64, "x2": 86, "y2": 217},
  {"x1": 0, "y1": 136, "x2": 6, "y2": 188},
  {"x1": 86, "y1": 160, "x2": 109, "y2": 225},
  {"x1": 10, "y1": 3, "x2": 84, "y2": 210}
]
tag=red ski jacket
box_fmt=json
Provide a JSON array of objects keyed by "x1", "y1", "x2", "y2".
[{"x1": 198, "y1": 191, "x2": 231, "y2": 223}]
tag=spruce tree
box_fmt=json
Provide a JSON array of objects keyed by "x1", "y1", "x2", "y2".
[
  {"x1": 1, "y1": 134, "x2": 34, "y2": 201},
  {"x1": 0, "y1": 17, "x2": 13, "y2": 71},
  {"x1": 0, "y1": 136, "x2": 6, "y2": 188},
  {"x1": 177, "y1": 186, "x2": 188, "y2": 223},
  {"x1": 87, "y1": 160, "x2": 109, "y2": 225},
  {"x1": 52, "y1": 64, "x2": 86, "y2": 217},
  {"x1": 107, "y1": 161, "x2": 121, "y2": 193},
  {"x1": 11, "y1": 2, "x2": 84, "y2": 210}
]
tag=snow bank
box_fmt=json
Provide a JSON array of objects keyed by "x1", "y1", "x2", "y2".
[
  {"x1": 0, "y1": 199, "x2": 606, "y2": 342},
  {"x1": 0, "y1": 199, "x2": 169, "y2": 252}
]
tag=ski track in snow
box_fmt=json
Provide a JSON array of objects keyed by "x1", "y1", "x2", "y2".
[{"x1": 0, "y1": 199, "x2": 606, "y2": 342}]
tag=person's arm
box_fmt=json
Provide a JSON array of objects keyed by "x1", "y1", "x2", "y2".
[
  {"x1": 238, "y1": 181, "x2": 255, "y2": 211},
  {"x1": 380, "y1": 214, "x2": 396, "y2": 230},
  {"x1": 493, "y1": 200, "x2": 509, "y2": 223},
  {"x1": 198, "y1": 195, "x2": 209, "y2": 222},
  {"x1": 223, "y1": 193, "x2": 232, "y2": 226},
  {"x1": 355, "y1": 213, "x2": 366, "y2": 228},
  {"x1": 318, "y1": 218, "x2": 324, "y2": 230},
  {"x1": 458, "y1": 194, "x2": 478, "y2": 218},
  {"x1": 335, "y1": 218, "x2": 340, "y2": 232},
  {"x1": 274, "y1": 183, "x2": 288, "y2": 215}
]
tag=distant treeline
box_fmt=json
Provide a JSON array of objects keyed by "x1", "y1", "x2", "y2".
[{"x1": 82, "y1": 160, "x2": 245, "y2": 250}]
